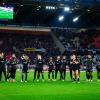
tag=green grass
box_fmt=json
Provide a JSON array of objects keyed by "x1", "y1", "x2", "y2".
[{"x1": 0, "y1": 71, "x2": 100, "y2": 100}]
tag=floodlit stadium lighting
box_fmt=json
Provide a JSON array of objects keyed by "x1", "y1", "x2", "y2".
[
  {"x1": 52, "y1": 7, "x2": 56, "y2": 10},
  {"x1": 21, "y1": 5, "x2": 23, "y2": 7},
  {"x1": 64, "y1": 7, "x2": 70, "y2": 12},
  {"x1": 46, "y1": 6, "x2": 49, "y2": 9},
  {"x1": 73, "y1": 17, "x2": 79, "y2": 22},
  {"x1": 58, "y1": 15, "x2": 64, "y2": 21},
  {"x1": 46, "y1": 6, "x2": 51, "y2": 10},
  {"x1": 46, "y1": 6, "x2": 56, "y2": 10},
  {"x1": 50, "y1": 7, "x2": 53, "y2": 9}
]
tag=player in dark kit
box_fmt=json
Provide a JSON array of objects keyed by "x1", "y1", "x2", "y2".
[
  {"x1": 68, "y1": 55, "x2": 73, "y2": 80},
  {"x1": 85, "y1": 55, "x2": 93, "y2": 82},
  {"x1": 0, "y1": 52, "x2": 7, "y2": 81},
  {"x1": 47, "y1": 57, "x2": 54, "y2": 81},
  {"x1": 70, "y1": 54, "x2": 80, "y2": 83},
  {"x1": 61, "y1": 56, "x2": 67, "y2": 81},
  {"x1": 77, "y1": 55, "x2": 81, "y2": 79},
  {"x1": 33, "y1": 58, "x2": 38, "y2": 81},
  {"x1": 36, "y1": 54, "x2": 44, "y2": 82},
  {"x1": 9, "y1": 53, "x2": 17, "y2": 82},
  {"x1": 21, "y1": 54, "x2": 30, "y2": 82},
  {"x1": 55, "y1": 56, "x2": 62, "y2": 81},
  {"x1": 96, "y1": 59, "x2": 100, "y2": 81},
  {"x1": 6, "y1": 53, "x2": 12, "y2": 82}
]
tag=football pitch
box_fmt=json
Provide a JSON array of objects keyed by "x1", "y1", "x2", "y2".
[{"x1": 0, "y1": 71, "x2": 100, "y2": 100}]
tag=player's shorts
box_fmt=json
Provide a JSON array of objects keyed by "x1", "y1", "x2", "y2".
[
  {"x1": 49, "y1": 67, "x2": 54, "y2": 72},
  {"x1": 55, "y1": 67, "x2": 61, "y2": 71},
  {"x1": 72, "y1": 64, "x2": 79, "y2": 71},
  {"x1": 97, "y1": 68, "x2": 100, "y2": 72},
  {"x1": 34, "y1": 67, "x2": 38, "y2": 71},
  {"x1": 22, "y1": 69, "x2": 28, "y2": 73},
  {"x1": 10, "y1": 65, "x2": 16, "y2": 73},
  {"x1": 22, "y1": 65, "x2": 28, "y2": 73},
  {"x1": 60, "y1": 68, "x2": 66, "y2": 73},
  {"x1": 86, "y1": 69, "x2": 93, "y2": 72},
  {"x1": 38, "y1": 68, "x2": 43, "y2": 73},
  {"x1": 72, "y1": 67, "x2": 78, "y2": 72},
  {"x1": 7, "y1": 65, "x2": 11, "y2": 73}
]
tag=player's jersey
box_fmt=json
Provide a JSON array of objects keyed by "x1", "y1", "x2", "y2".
[
  {"x1": 37, "y1": 59, "x2": 44, "y2": 68},
  {"x1": 96, "y1": 64, "x2": 100, "y2": 70},
  {"x1": 22, "y1": 59, "x2": 29, "y2": 71},
  {"x1": 6, "y1": 55, "x2": 11, "y2": 66},
  {"x1": 0, "y1": 57, "x2": 6, "y2": 67},
  {"x1": 61, "y1": 59, "x2": 67, "y2": 69},
  {"x1": 10, "y1": 57, "x2": 17, "y2": 65},
  {"x1": 22, "y1": 59, "x2": 29, "y2": 66},
  {"x1": 71, "y1": 63, "x2": 78, "y2": 70},
  {"x1": 55, "y1": 60, "x2": 61, "y2": 69},
  {"x1": 70, "y1": 59, "x2": 79, "y2": 70},
  {"x1": 48, "y1": 61, "x2": 54, "y2": 69},
  {"x1": 85, "y1": 59, "x2": 93, "y2": 69}
]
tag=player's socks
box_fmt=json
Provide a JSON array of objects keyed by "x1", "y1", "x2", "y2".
[
  {"x1": 90, "y1": 74, "x2": 93, "y2": 80},
  {"x1": 77, "y1": 78, "x2": 80, "y2": 82},
  {"x1": 72, "y1": 78, "x2": 76, "y2": 83},
  {"x1": 73, "y1": 78, "x2": 75, "y2": 81}
]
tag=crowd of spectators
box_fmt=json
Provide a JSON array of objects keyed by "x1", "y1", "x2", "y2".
[
  {"x1": 0, "y1": 32, "x2": 61, "y2": 61},
  {"x1": 54, "y1": 29, "x2": 100, "y2": 50}
]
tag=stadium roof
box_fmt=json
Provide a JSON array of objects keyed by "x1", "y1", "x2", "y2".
[
  {"x1": 0, "y1": 0, "x2": 100, "y2": 28},
  {"x1": 1, "y1": 0, "x2": 100, "y2": 5}
]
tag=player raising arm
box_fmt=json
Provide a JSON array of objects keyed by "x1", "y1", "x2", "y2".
[
  {"x1": 47, "y1": 57, "x2": 54, "y2": 81},
  {"x1": 0, "y1": 52, "x2": 7, "y2": 82},
  {"x1": 9, "y1": 53, "x2": 17, "y2": 82},
  {"x1": 96, "y1": 59, "x2": 100, "y2": 81},
  {"x1": 85, "y1": 55, "x2": 93, "y2": 82},
  {"x1": 36, "y1": 54, "x2": 44, "y2": 82},
  {"x1": 70, "y1": 54, "x2": 80, "y2": 83},
  {"x1": 55, "y1": 56, "x2": 62, "y2": 81},
  {"x1": 21, "y1": 54, "x2": 30, "y2": 82},
  {"x1": 61, "y1": 56, "x2": 67, "y2": 81}
]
